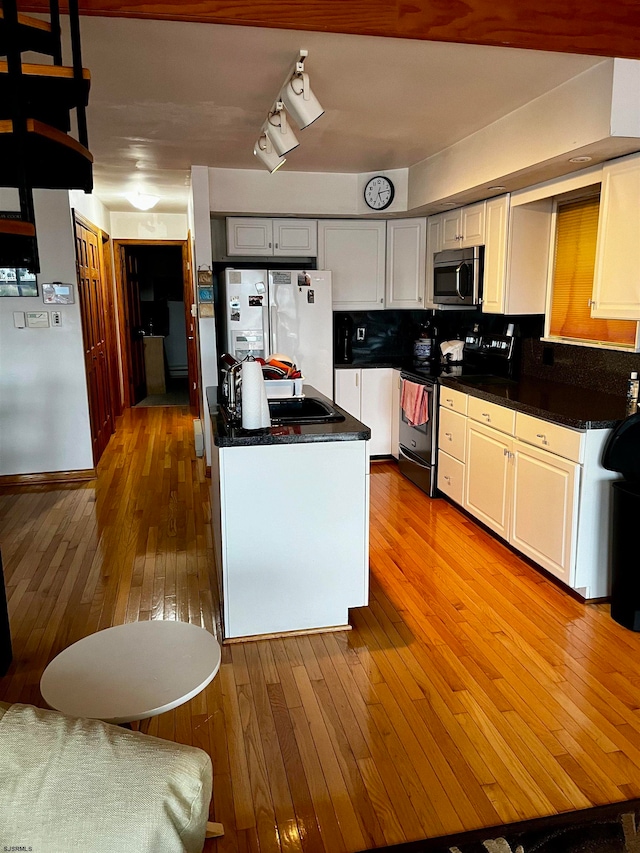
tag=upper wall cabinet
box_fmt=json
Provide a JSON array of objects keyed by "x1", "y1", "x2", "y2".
[
  {"x1": 226, "y1": 218, "x2": 318, "y2": 257},
  {"x1": 482, "y1": 195, "x2": 552, "y2": 315},
  {"x1": 385, "y1": 218, "x2": 426, "y2": 309},
  {"x1": 592, "y1": 153, "x2": 640, "y2": 320},
  {"x1": 318, "y1": 220, "x2": 386, "y2": 310},
  {"x1": 440, "y1": 201, "x2": 486, "y2": 249}
]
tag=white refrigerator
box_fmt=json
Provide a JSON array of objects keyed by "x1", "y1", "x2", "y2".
[{"x1": 223, "y1": 269, "x2": 333, "y2": 398}]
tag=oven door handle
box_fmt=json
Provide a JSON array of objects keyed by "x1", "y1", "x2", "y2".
[
  {"x1": 455, "y1": 263, "x2": 464, "y2": 300},
  {"x1": 399, "y1": 446, "x2": 431, "y2": 469}
]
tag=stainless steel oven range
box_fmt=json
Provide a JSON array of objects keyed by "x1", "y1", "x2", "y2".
[{"x1": 398, "y1": 371, "x2": 439, "y2": 497}]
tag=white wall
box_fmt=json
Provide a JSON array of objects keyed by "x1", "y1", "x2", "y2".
[
  {"x1": 109, "y1": 211, "x2": 188, "y2": 240},
  {"x1": 0, "y1": 190, "x2": 93, "y2": 476},
  {"x1": 191, "y1": 166, "x2": 218, "y2": 464},
  {"x1": 69, "y1": 190, "x2": 112, "y2": 234},
  {"x1": 207, "y1": 167, "x2": 408, "y2": 218}
]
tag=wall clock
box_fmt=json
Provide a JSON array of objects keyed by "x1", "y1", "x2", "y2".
[{"x1": 364, "y1": 175, "x2": 395, "y2": 210}]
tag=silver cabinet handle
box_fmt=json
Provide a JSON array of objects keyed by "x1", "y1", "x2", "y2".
[
  {"x1": 482, "y1": 412, "x2": 491, "y2": 421},
  {"x1": 536, "y1": 433, "x2": 548, "y2": 445},
  {"x1": 445, "y1": 432, "x2": 452, "y2": 440},
  {"x1": 445, "y1": 398, "x2": 453, "y2": 406},
  {"x1": 443, "y1": 475, "x2": 451, "y2": 482}
]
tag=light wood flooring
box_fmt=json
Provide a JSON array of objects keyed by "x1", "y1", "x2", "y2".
[{"x1": 2, "y1": 406, "x2": 640, "y2": 852}]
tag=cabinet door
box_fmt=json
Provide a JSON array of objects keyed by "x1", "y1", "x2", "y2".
[
  {"x1": 441, "y1": 209, "x2": 463, "y2": 249},
  {"x1": 227, "y1": 218, "x2": 274, "y2": 255},
  {"x1": 319, "y1": 221, "x2": 386, "y2": 311},
  {"x1": 438, "y1": 407, "x2": 467, "y2": 463},
  {"x1": 385, "y1": 218, "x2": 426, "y2": 309},
  {"x1": 464, "y1": 420, "x2": 512, "y2": 539},
  {"x1": 482, "y1": 195, "x2": 509, "y2": 314},
  {"x1": 334, "y1": 369, "x2": 361, "y2": 419},
  {"x1": 461, "y1": 201, "x2": 486, "y2": 246},
  {"x1": 273, "y1": 219, "x2": 318, "y2": 256},
  {"x1": 361, "y1": 368, "x2": 393, "y2": 456},
  {"x1": 592, "y1": 153, "x2": 640, "y2": 320},
  {"x1": 390, "y1": 370, "x2": 401, "y2": 459},
  {"x1": 510, "y1": 440, "x2": 579, "y2": 586}
]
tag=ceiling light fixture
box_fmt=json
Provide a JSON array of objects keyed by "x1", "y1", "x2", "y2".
[
  {"x1": 125, "y1": 192, "x2": 160, "y2": 211},
  {"x1": 488, "y1": 185, "x2": 507, "y2": 191},
  {"x1": 280, "y1": 50, "x2": 324, "y2": 130},
  {"x1": 569, "y1": 156, "x2": 593, "y2": 163},
  {"x1": 264, "y1": 102, "x2": 299, "y2": 156},
  {"x1": 254, "y1": 133, "x2": 286, "y2": 173}
]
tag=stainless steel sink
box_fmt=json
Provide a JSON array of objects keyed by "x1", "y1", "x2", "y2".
[{"x1": 268, "y1": 397, "x2": 345, "y2": 425}]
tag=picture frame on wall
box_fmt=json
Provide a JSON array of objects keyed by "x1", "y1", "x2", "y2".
[{"x1": 0, "y1": 267, "x2": 38, "y2": 297}]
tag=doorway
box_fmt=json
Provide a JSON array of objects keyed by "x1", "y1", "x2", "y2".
[{"x1": 114, "y1": 241, "x2": 200, "y2": 413}]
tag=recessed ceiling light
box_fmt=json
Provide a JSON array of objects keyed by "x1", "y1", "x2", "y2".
[
  {"x1": 441, "y1": 202, "x2": 457, "y2": 208},
  {"x1": 488, "y1": 185, "x2": 507, "y2": 191},
  {"x1": 569, "y1": 156, "x2": 593, "y2": 163},
  {"x1": 125, "y1": 192, "x2": 160, "y2": 211}
]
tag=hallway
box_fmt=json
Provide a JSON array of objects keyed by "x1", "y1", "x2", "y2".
[{"x1": 2, "y1": 406, "x2": 640, "y2": 851}]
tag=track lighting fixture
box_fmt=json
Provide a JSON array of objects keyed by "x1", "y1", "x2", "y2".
[
  {"x1": 265, "y1": 102, "x2": 299, "y2": 156},
  {"x1": 253, "y1": 133, "x2": 286, "y2": 173},
  {"x1": 253, "y1": 50, "x2": 324, "y2": 172},
  {"x1": 279, "y1": 50, "x2": 324, "y2": 130}
]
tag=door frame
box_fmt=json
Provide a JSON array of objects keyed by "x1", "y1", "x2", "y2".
[{"x1": 113, "y1": 239, "x2": 200, "y2": 414}]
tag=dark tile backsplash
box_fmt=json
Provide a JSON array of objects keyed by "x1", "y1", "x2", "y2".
[
  {"x1": 521, "y1": 339, "x2": 640, "y2": 396},
  {"x1": 334, "y1": 309, "x2": 640, "y2": 396}
]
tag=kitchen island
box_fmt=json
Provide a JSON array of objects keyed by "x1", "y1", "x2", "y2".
[{"x1": 207, "y1": 386, "x2": 371, "y2": 641}]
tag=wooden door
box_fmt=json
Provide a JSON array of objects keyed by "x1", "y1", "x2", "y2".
[
  {"x1": 183, "y1": 238, "x2": 200, "y2": 415},
  {"x1": 74, "y1": 217, "x2": 114, "y2": 464},
  {"x1": 123, "y1": 247, "x2": 146, "y2": 405}
]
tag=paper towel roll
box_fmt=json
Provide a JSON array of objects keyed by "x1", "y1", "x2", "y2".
[{"x1": 242, "y1": 361, "x2": 271, "y2": 430}]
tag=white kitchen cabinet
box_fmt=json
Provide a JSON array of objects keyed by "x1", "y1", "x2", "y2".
[
  {"x1": 464, "y1": 419, "x2": 512, "y2": 539},
  {"x1": 482, "y1": 195, "x2": 552, "y2": 315},
  {"x1": 391, "y1": 369, "x2": 401, "y2": 460},
  {"x1": 385, "y1": 218, "x2": 427, "y2": 309},
  {"x1": 440, "y1": 388, "x2": 617, "y2": 598},
  {"x1": 226, "y1": 218, "x2": 317, "y2": 257},
  {"x1": 437, "y1": 402, "x2": 467, "y2": 506},
  {"x1": 592, "y1": 152, "x2": 640, "y2": 320},
  {"x1": 334, "y1": 367, "x2": 394, "y2": 456},
  {"x1": 211, "y1": 437, "x2": 369, "y2": 640},
  {"x1": 510, "y1": 440, "x2": 579, "y2": 586},
  {"x1": 441, "y1": 201, "x2": 486, "y2": 250},
  {"x1": 318, "y1": 220, "x2": 386, "y2": 310}
]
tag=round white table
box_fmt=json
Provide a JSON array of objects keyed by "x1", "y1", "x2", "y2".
[{"x1": 40, "y1": 620, "x2": 222, "y2": 725}]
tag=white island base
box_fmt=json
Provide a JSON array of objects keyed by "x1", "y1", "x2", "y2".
[{"x1": 211, "y1": 438, "x2": 370, "y2": 641}]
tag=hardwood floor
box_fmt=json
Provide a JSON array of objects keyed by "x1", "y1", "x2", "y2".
[{"x1": 2, "y1": 405, "x2": 640, "y2": 851}]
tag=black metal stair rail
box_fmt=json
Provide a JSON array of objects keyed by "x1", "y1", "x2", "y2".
[{"x1": 0, "y1": 0, "x2": 92, "y2": 271}]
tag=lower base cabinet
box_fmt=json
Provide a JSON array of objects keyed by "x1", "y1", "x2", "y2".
[
  {"x1": 437, "y1": 388, "x2": 617, "y2": 598},
  {"x1": 335, "y1": 368, "x2": 394, "y2": 456}
]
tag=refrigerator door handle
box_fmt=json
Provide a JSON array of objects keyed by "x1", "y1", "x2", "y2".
[{"x1": 270, "y1": 306, "x2": 277, "y2": 356}]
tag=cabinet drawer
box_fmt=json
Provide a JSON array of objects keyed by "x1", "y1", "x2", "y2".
[
  {"x1": 438, "y1": 407, "x2": 467, "y2": 463},
  {"x1": 439, "y1": 387, "x2": 468, "y2": 415},
  {"x1": 468, "y1": 396, "x2": 515, "y2": 435},
  {"x1": 515, "y1": 412, "x2": 584, "y2": 463},
  {"x1": 438, "y1": 451, "x2": 465, "y2": 506}
]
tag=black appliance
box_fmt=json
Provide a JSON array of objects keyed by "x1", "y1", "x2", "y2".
[
  {"x1": 433, "y1": 246, "x2": 483, "y2": 306},
  {"x1": 397, "y1": 330, "x2": 518, "y2": 497}
]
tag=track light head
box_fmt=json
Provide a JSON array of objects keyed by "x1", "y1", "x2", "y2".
[
  {"x1": 279, "y1": 60, "x2": 324, "y2": 130},
  {"x1": 265, "y1": 102, "x2": 299, "y2": 156},
  {"x1": 254, "y1": 133, "x2": 286, "y2": 173}
]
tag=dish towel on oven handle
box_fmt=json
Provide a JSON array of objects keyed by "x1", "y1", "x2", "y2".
[{"x1": 401, "y1": 379, "x2": 429, "y2": 426}]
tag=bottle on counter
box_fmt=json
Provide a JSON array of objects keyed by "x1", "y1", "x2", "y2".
[{"x1": 626, "y1": 371, "x2": 639, "y2": 416}]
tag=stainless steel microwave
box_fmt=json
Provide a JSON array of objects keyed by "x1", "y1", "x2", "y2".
[{"x1": 432, "y1": 246, "x2": 484, "y2": 306}]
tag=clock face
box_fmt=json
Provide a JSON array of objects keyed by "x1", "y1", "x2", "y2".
[{"x1": 364, "y1": 175, "x2": 395, "y2": 210}]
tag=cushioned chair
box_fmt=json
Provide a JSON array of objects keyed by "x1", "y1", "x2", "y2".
[{"x1": 0, "y1": 701, "x2": 215, "y2": 853}]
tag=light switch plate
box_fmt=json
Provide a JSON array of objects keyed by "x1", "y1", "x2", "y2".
[
  {"x1": 51, "y1": 311, "x2": 62, "y2": 326},
  {"x1": 26, "y1": 311, "x2": 49, "y2": 328},
  {"x1": 13, "y1": 311, "x2": 25, "y2": 328}
]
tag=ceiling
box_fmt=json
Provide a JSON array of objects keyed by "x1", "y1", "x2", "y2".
[{"x1": 67, "y1": 17, "x2": 607, "y2": 213}]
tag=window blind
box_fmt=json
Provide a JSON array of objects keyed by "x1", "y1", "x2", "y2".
[{"x1": 549, "y1": 196, "x2": 636, "y2": 346}]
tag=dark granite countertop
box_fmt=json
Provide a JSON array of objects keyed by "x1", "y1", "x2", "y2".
[
  {"x1": 440, "y1": 375, "x2": 627, "y2": 429},
  {"x1": 207, "y1": 385, "x2": 371, "y2": 448}
]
